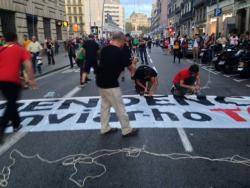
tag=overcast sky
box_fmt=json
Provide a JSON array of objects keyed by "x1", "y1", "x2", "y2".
[{"x1": 120, "y1": 0, "x2": 153, "y2": 19}]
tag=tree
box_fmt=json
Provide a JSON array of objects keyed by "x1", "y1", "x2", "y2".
[{"x1": 125, "y1": 22, "x2": 133, "y2": 33}]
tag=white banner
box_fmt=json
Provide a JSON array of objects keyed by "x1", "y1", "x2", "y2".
[{"x1": 0, "y1": 95, "x2": 250, "y2": 132}]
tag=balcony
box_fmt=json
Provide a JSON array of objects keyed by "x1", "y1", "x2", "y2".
[
  {"x1": 193, "y1": 0, "x2": 207, "y2": 8},
  {"x1": 180, "y1": 11, "x2": 194, "y2": 23}
]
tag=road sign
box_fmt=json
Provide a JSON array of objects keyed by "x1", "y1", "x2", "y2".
[{"x1": 214, "y1": 8, "x2": 222, "y2": 17}]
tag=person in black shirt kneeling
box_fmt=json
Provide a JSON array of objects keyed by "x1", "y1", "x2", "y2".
[
  {"x1": 96, "y1": 32, "x2": 138, "y2": 137},
  {"x1": 133, "y1": 65, "x2": 158, "y2": 97}
]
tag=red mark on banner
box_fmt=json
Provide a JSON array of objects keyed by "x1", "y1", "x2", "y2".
[
  {"x1": 211, "y1": 108, "x2": 247, "y2": 122},
  {"x1": 248, "y1": 107, "x2": 250, "y2": 115}
]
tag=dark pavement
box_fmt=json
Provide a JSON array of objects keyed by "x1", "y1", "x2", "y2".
[{"x1": 0, "y1": 47, "x2": 250, "y2": 188}]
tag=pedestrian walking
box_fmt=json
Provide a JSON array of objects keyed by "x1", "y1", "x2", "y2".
[
  {"x1": 192, "y1": 34, "x2": 200, "y2": 62},
  {"x1": 45, "y1": 38, "x2": 55, "y2": 65},
  {"x1": 181, "y1": 35, "x2": 188, "y2": 58},
  {"x1": 81, "y1": 34, "x2": 100, "y2": 84},
  {"x1": 54, "y1": 40, "x2": 59, "y2": 55},
  {"x1": 147, "y1": 37, "x2": 152, "y2": 53},
  {"x1": 75, "y1": 40, "x2": 86, "y2": 87},
  {"x1": 22, "y1": 34, "x2": 31, "y2": 50},
  {"x1": 67, "y1": 40, "x2": 76, "y2": 68},
  {"x1": 95, "y1": 32, "x2": 138, "y2": 137},
  {"x1": 139, "y1": 37, "x2": 148, "y2": 65},
  {"x1": 0, "y1": 32, "x2": 37, "y2": 144},
  {"x1": 28, "y1": 36, "x2": 43, "y2": 74},
  {"x1": 173, "y1": 37, "x2": 181, "y2": 63}
]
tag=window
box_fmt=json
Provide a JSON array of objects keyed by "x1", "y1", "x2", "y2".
[
  {"x1": 74, "y1": 16, "x2": 77, "y2": 23},
  {"x1": 73, "y1": 7, "x2": 77, "y2": 13},
  {"x1": 68, "y1": 7, "x2": 71, "y2": 13},
  {"x1": 79, "y1": 16, "x2": 82, "y2": 23},
  {"x1": 79, "y1": 7, "x2": 82, "y2": 14}
]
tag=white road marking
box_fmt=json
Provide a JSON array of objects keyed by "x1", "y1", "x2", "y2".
[
  {"x1": 223, "y1": 74, "x2": 231, "y2": 78},
  {"x1": 63, "y1": 86, "x2": 82, "y2": 98},
  {"x1": 234, "y1": 78, "x2": 249, "y2": 83},
  {"x1": 201, "y1": 67, "x2": 218, "y2": 75},
  {"x1": 36, "y1": 67, "x2": 70, "y2": 81},
  {"x1": 43, "y1": 91, "x2": 57, "y2": 98},
  {"x1": 246, "y1": 84, "x2": 250, "y2": 88},
  {"x1": 177, "y1": 128, "x2": 193, "y2": 152}
]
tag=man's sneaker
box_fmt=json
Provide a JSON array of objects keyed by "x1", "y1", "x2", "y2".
[
  {"x1": 80, "y1": 82, "x2": 86, "y2": 88},
  {"x1": 122, "y1": 129, "x2": 139, "y2": 137},
  {"x1": 13, "y1": 125, "x2": 22, "y2": 133},
  {"x1": 101, "y1": 128, "x2": 119, "y2": 135}
]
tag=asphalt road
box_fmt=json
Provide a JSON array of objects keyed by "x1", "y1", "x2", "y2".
[{"x1": 0, "y1": 47, "x2": 250, "y2": 188}]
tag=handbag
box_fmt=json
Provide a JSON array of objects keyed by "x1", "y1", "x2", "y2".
[{"x1": 36, "y1": 56, "x2": 43, "y2": 65}]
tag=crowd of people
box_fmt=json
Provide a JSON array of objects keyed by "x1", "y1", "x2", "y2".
[
  {"x1": 2, "y1": 28, "x2": 249, "y2": 142},
  {"x1": 159, "y1": 31, "x2": 250, "y2": 63}
]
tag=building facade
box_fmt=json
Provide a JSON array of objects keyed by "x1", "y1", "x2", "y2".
[
  {"x1": 84, "y1": 0, "x2": 104, "y2": 35},
  {"x1": 129, "y1": 12, "x2": 150, "y2": 32},
  {"x1": 207, "y1": 0, "x2": 235, "y2": 36},
  {"x1": 103, "y1": 0, "x2": 125, "y2": 31},
  {"x1": 235, "y1": 0, "x2": 250, "y2": 34},
  {"x1": 0, "y1": 0, "x2": 67, "y2": 43},
  {"x1": 193, "y1": 0, "x2": 207, "y2": 34},
  {"x1": 180, "y1": 0, "x2": 194, "y2": 36},
  {"x1": 65, "y1": 0, "x2": 85, "y2": 36}
]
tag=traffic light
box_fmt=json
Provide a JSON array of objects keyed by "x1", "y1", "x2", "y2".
[
  {"x1": 63, "y1": 21, "x2": 69, "y2": 27},
  {"x1": 91, "y1": 26, "x2": 98, "y2": 35},
  {"x1": 73, "y1": 24, "x2": 79, "y2": 32}
]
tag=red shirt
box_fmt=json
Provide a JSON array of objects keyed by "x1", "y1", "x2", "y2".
[
  {"x1": 0, "y1": 43, "x2": 31, "y2": 85},
  {"x1": 173, "y1": 69, "x2": 198, "y2": 84}
]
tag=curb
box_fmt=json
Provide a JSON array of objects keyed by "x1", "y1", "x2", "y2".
[{"x1": 35, "y1": 65, "x2": 70, "y2": 78}]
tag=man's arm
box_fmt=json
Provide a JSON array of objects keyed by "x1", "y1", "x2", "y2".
[
  {"x1": 23, "y1": 60, "x2": 37, "y2": 89},
  {"x1": 135, "y1": 79, "x2": 147, "y2": 91},
  {"x1": 180, "y1": 80, "x2": 195, "y2": 90},
  {"x1": 195, "y1": 74, "x2": 201, "y2": 89},
  {"x1": 148, "y1": 77, "x2": 158, "y2": 96}
]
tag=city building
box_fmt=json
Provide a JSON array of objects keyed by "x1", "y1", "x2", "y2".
[
  {"x1": 180, "y1": 0, "x2": 194, "y2": 37},
  {"x1": 0, "y1": 0, "x2": 67, "y2": 43},
  {"x1": 168, "y1": 0, "x2": 182, "y2": 35},
  {"x1": 103, "y1": 0, "x2": 125, "y2": 32},
  {"x1": 150, "y1": 2, "x2": 159, "y2": 35},
  {"x1": 65, "y1": 0, "x2": 85, "y2": 36},
  {"x1": 84, "y1": 0, "x2": 104, "y2": 35},
  {"x1": 159, "y1": 0, "x2": 169, "y2": 37},
  {"x1": 193, "y1": 0, "x2": 207, "y2": 35},
  {"x1": 128, "y1": 12, "x2": 150, "y2": 33},
  {"x1": 235, "y1": 0, "x2": 250, "y2": 34},
  {"x1": 206, "y1": 0, "x2": 235, "y2": 36}
]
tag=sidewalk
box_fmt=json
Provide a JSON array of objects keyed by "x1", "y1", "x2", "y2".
[{"x1": 36, "y1": 49, "x2": 70, "y2": 78}]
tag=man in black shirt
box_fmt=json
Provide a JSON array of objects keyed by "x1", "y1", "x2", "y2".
[
  {"x1": 82, "y1": 34, "x2": 100, "y2": 84},
  {"x1": 133, "y1": 65, "x2": 158, "y2": 96},
  {"x1": 139, "y1": 37, "x2": 148, "y2": 64},
  {"x1": 96, "y1": 32, "x2": 138, "y2": 137}
]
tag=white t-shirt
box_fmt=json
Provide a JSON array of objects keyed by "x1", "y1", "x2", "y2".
[
  {"x1": 230, "y1": 36, "x2": 239, "y2": 46},
  {"x1": 193, "y1": 39, "x2": 199, "y2": 48},
  {"x1": 170, "y1": 37, "x2": 175, "y2": 45},
  {"x1": 28, "y1": 41, "x2": 43, "y2": 53}
]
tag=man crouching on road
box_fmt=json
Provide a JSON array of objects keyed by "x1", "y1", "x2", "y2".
[
  {"x1": 132, "y1": 65, "x2": 158, "y2": 97},
  {"x1": 96, "y1": 32, "x2": 138, "y2": 137},
  {"x1": 171, "y1": 64, "x2": 201, "y2": 96}
]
